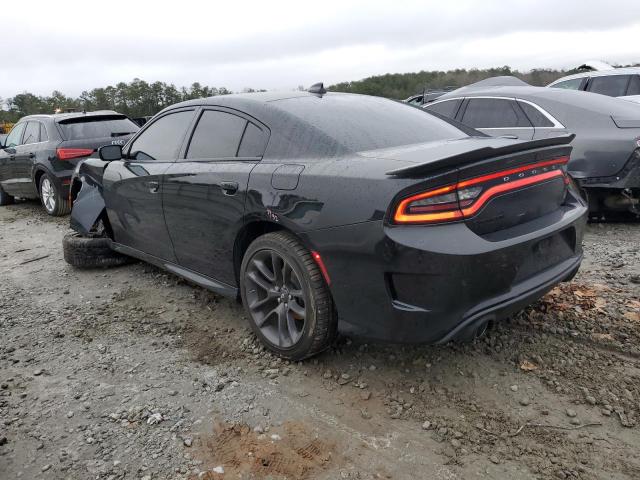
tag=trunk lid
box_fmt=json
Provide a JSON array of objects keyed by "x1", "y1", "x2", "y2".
[{"x1": 381, "y1": 135, "x2": 575, "y2": 235}]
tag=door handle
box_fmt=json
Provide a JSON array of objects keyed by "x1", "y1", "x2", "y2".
[
  {"x1": 220, "y1": 181, "x2": 239, "y2": 195},
  {"x1": 146, "y1": 181, "x2": 160, "y2": 193},
  {"x1": 28, "y1": 153, "x2": 35, "y2": 158}
]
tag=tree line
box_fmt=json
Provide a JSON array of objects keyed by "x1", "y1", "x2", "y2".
[
  {"x1": 2, "y1": 64, "x2": 637, "y2": 125},
  {"x1": 0, "y1": 79, "x2": 251, "y2": 124}
]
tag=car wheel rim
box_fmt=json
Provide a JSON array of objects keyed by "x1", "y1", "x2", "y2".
[
  {"x1": 41, "y1": 178, "x2": 55, "y2": 212},
  {"x1": 245, "y1": 250, "x2": 307, "y2": 348}
]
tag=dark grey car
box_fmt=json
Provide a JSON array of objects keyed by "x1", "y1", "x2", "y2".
[{"x1": 424, "y1": 77, "x2": 640, "y2": 215}]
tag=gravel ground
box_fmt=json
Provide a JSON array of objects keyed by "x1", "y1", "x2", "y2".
[{"x1": 1, "y1": 200, "x2": 639, "y2": 480}]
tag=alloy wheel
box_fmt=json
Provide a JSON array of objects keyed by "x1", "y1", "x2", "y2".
[
  {"x1": 41, "y1": 178, "x2": 56, "y2": 213},
  {"x1": 244, "y1": 249, "x2": 307, "y2": 348}
]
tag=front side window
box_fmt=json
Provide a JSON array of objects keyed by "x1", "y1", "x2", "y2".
[
  {"x1": 551, "y1": 78, "x2": 583, "y2": 90},
  {"x1": 129, "y1": 110, "x2": 195, "y2": 161},
  {"x1": 5, "y1": 122, "x2": 26, "y2": 148},
  {"x1": 186, "y1": 110, "x2": 247, "y2": 159},
  {"x1": 22, "y1": 122, "x2": 40, "y2": 144},
  {"x1": 587, "y1": 75, "x2": 631, "y2": 97},
  {"x1": 461, "y1": 98, "x2": 531, "y2": 128},
  {"x1": 425, "y1": 99, "x2": 461, "y2": 119}
]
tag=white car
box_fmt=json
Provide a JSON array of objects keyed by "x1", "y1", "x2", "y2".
[{"x1": 548, "y1": 67, "x2": 640, "y2": 98}]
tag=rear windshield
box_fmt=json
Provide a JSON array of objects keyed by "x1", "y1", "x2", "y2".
[
  {"x1": 57, "y1": 116, "x2": 139, "y2": 140},
  {"x1": 273, "y1": 94, "x2": 468, "y2": 151}
]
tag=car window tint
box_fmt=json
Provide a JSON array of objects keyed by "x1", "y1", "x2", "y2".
[
  {"x1": 22, "y1": 122, "x2": 40, "y2": 144},
  {"x1": 59, "y1": 116, "x2": 139, "y2": 140},
  {"x1": 588, "y1": 75, "x2": 630, "y2": 97},
  {"x1": 39, "y1": 123, "x2": 49, "y2": 142},
  {"x1": 425, "y1": 100, "x2": 461, "y2": 119},
  {"x1": 130, "y1": 110, "x2": 194, "y2": 161},
  {"x1": 627, "y1": 75, "x2": 640, "y2": 96},
  {"x1": 238, "y1": 122, "x2": 268, "y2": 157},
  {"x1": 517, "y1": 101, "x2": 554, "y2": 127},
  {"x1": 5, "y1": 122, "x2": 26, "y2": 147},
  {"x1": 461, "y1": 98, "x2": 530, "y2": 128},
  {"x1": 186, "y1": 110, "x2": 246, "y2": 159},
  {"x1": 275, "y1": 95, "x2": 467, "y2": 152},
  {"x1": 551, "y1": 78, "x2": 583, "y2": 90}
]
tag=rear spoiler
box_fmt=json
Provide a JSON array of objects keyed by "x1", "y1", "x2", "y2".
[
  {"x1": 58, "y1": 115, "x2": 127, "y2": 124},
  {"x1": 386, "y1": 134, "x2": 575, "y2": 178}
]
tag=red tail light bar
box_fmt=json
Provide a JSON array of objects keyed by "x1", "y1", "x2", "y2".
[
  {"x1": 393, "y1": 156, "x2": 570, "y2": 224},
  {"x1": 57, "y1": 148, "x2": 94, "y2": 161}
]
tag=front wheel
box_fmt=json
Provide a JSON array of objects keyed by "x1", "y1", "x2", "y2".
[
  {"x1": 240, "y1": 232, "x2": 337, "y2": 360},
  {"x1": 39, "y1": 173, "x2": 70, "y2": 216}
]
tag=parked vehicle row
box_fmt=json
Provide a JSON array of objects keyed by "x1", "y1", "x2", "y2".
[
  {"x1": 424, "y1": 77, "x2": 640, "y2": 216},
  {"x1": 0, "y1": 111, "x2": 139, "y2": 215}
]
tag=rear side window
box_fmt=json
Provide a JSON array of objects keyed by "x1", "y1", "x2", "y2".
[
  {"x1": 587, "y1": 75, "x2": 631, "y2": 97},
  {"x1": 517, "y1": 101, "x2": 554, "y2": 127},
  {"x1": 461, "y1": 98, "x2": 531, "y2": 128},
  {"x1": 186, "y1": 110, "x2": 247, "y2": 159},
  {"x1": 425, "y1": 99, "x2": 461, "y2": 119},
  {"x1": 58, "y1": 116, "x2": 139, "y2": 140},
  {"x1": 5, "y1": 122, "x2": 26, "y2": 147},
  {"x1": 22, "y1": 122, "x2": 40, "y2": 144},
  {"x1": 129, "y1": 110, "x2": 195, "y2": 161},
  {"x1": 551, "y1": 78, "x2": 583, "y2": 90},
  {"x1": 39, "y1": 123, "x2": 49, "y2": 142},
  {"x1": 627, "y1": 75, "x2": 640, "y2": 96},
  {"x1": 238, "y1": 122, "x2": 269, "y2": 157}
]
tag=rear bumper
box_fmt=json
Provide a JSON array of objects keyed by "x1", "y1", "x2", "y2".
[
  {"x1": 302, "y1": 195, "x2": 587, "y2": 344},
  {"x1": 579, "y1": 149, "x2": 640, "y2": 190}
]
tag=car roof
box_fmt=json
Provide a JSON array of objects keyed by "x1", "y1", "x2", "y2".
[
  {"x1": 548, "y1": 67, "x2": 640, "y2": 85},
  {"x1": 19, "y1": 110, "x2": 124, "y2": 122}
]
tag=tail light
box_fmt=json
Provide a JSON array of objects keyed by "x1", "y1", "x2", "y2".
[
  {"x1": 393, "y1": 156, "x2": 570, "y2": 224},
  {"x1": 56, "y1": 148, "x2": 94, "y2": 161}
]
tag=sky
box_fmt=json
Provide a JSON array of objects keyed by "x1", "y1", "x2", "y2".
[{"x1": 2, "y1": 0, "x2": 640, "y2": 98}]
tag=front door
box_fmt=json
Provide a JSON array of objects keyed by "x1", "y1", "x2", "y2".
[
  {"x1": 103, "y1": 108, "x2": 197, "y2": 262},
  {"x1": 12, "y1": 121, "x2": 42, "y2": 197},
  {"x1": 0, "y1": 122, "x2": 27, "y2": 196},
  {"x1": 162, "y1": 108, "x2": 269, "y2": 286}
]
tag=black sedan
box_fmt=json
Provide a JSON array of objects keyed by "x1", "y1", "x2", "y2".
[
  {"x1": 424, "y1": 77, "x2": 640, "y2": 216},
  {"x1": 64, "y1": 87, "x2": 587, "y2": 359},
  {"x1": 0, "y1": 111, "x2": 139, "y2": 215}
]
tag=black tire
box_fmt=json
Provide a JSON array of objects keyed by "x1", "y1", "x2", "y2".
[
  {"x1": 39, "y1": 173, "x2": 70, "y2": 216},
  {"x1": 0, "y1": 185, "x2": 14, "y2": 206},
  {"x1": 63, "y1": 232, "x2": 133, "y2": 268},
  {"x1": 240, "y1": 231, "x2": 337, "y2": 360}
]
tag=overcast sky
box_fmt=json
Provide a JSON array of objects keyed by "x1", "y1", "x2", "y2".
[{"x1": 2, "y1": 0, "x2": 640, "y2": 98}]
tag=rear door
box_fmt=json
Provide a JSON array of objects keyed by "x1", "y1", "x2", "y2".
[
  {"x1": 458, "y1": 97, "x2": 534, "y2": 140},
  {"x1": 12, "y1": 121, "x2": 43, "y2": 197},
  {"x1": 162, "y1": 108, "x2": 269, "y2": 285},
  {"x1": 0, "y1": 122, "x2": 27, "y2": 196},
  {"x1": 102, "y1": 108, "x2": 197, "y2": 261}
]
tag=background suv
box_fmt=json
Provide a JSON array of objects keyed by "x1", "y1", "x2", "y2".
[{"x1": 0, "y1": 111, "x2": 139, "y2": 215}]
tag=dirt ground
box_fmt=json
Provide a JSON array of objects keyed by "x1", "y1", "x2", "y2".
[{"x1": 1, "y1": 200, "x2": 639, "y2": 480}]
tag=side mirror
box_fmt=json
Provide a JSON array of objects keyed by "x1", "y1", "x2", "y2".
[{"x1": 99, "y1": 144, "x2": 123, "y2": 161}]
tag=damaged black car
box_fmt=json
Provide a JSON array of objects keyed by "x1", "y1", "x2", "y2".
[{"x1": 64, "y1": 87, "x2": 587, "y2": 359}]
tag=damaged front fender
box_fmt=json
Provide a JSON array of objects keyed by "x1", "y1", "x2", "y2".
[{"x1": 69, "y1": 158, "x2": 110, "y2": 235}]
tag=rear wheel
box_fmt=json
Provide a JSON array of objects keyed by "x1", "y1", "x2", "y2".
[
  {"x1": 0, "y1": 185, "x2": 14, "y2": 206},
  {"x1": 39, "y1": 173, "x2": 70, "y2": 216},
  {"x1": 63, "y1": 232, "x2": 132, "y2": 268},
  {"x1": 240, "y1": 231, "x2": 337, "y2": 360}
]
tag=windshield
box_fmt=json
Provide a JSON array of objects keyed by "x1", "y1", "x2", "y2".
[
  {"x1": 58, "y1": 116, "x2": 139, "y2": 140},
  {"x1": 273, "y1": 94, "x2": 468, "y2": 152}
]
